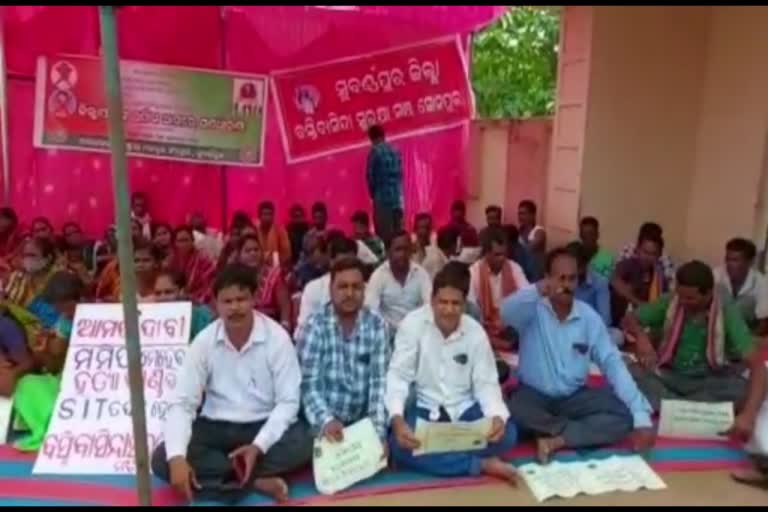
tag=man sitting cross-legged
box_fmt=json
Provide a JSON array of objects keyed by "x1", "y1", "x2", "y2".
[
  {"x1": 300, "y1": 256, "x2": 391, "y2": 455},
  {"x1": 385, "y1": 266, "x2": 518, "y2": 484},
  {"x1": 152, "y1": 264, "x2": 312, "y2": 504},
  {"x1": 624, "y1": 260, "x2": 767, "y2": 442},
  {"x1": 502, "y1": 248, "x2": 655, "y2": 464}
]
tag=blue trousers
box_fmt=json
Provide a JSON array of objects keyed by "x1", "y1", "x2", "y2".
[{"x1": 389, "y1": 402, "x2": 518, "y2": 477}]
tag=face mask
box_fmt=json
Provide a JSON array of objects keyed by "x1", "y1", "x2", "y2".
[{"x1": 22, "y1": 257, "x2": 47, "y2": 273}]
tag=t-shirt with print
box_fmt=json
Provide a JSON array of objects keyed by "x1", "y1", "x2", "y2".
[{"x1": 634, "y1": 294, "x2": 755, "y2": 376}]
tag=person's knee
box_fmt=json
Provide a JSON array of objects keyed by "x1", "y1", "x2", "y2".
[{"x1": 151, "y1": 443, "x2": 170, "y2": 482}]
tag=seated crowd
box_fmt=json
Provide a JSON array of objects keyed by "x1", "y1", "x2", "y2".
[{"x1": 0, "y1": 193, "x2": 766, "y2": 500}]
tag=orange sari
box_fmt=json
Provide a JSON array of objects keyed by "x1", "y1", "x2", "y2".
[
  {"x1": 169, "y1": 250, "x2": 215, "y2": 304},
  {"x1": 477, "y1": 260, "x2": 519, "y2": 351}
]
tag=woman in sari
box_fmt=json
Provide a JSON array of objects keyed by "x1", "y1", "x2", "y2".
[
  {"x1": 238, "y1": 234, "x2": 292, "y2": 331},
  {"x1": 13, "y1": 271, "x2": 83, "y2": 451},
  {"x1": 152, "y1": 222, "x2": 174, "y2": 269},
  {"x1": 168, "y1": 225, "x2": 215, "y2": 305},
  {"x1": 152, "y1": 269, "x2": 213, "y2": 340},
  {"x1": 3, "y1": 237, "x2": 60, "y2": 308},
  {"x1": 0, "y1": 208, "x2": 24, "y2": 278},
  {"x1": 94, "y1": 240, "x2": 160, "y2": 302}
]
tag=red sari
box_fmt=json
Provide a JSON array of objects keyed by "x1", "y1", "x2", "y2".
[{"x1": 170, "y1": 250, "x2": 215, "y2": 304}]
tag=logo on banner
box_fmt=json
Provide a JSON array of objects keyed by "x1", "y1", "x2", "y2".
[
  {"x1": 48, "y1": 60, "x2": 79, "y2": 119},
  {"x1": 232, "y1": 79, "x2": 264, "y2": 117},
  {"x1": 294, "y1": 85, "x2": 321, "y2": 116}
]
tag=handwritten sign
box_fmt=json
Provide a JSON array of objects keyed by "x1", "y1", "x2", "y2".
[
  {"x1": 272, "y1": 35, "x2": 473, "y2": 163},
  {"x1": 33, "y1": 302, "x2": 191, "y2": 475},
  {"x1": 518, "y1": 455, "x2": 667, "y2": 502},
  {"x1": 658, "y1": 399, "x2": 734, "y2": 440},
  {"x1": 413, "y1": 417, "x2": 491, "y2": 456},
  {"x1": 312, "y1": 418, "x2": 386, "y2": 495}
]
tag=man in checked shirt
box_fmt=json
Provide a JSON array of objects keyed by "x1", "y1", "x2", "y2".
[{"x1": 299, "y1": 256, "x2": 391, "y2": 457}]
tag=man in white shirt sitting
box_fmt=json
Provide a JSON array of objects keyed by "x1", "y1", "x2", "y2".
[
  {"x1": 366, "y1": 230, "x2": 432, "y2": 331},
  {"x1": 294, "y1": 235, "x2": 358, "y2": 346},
  {"x1": 469, "y1": 227, "x2": 529, "y2": 352},
  {"x1": 385, "y1": 266, "x2": 518, "y2": 484},
  {"x1": 714, "y1": 238, "x2": 768, "y2": 335},
  {"x1": 152, "y1": 264, "x2": 312, "y2": 504}
]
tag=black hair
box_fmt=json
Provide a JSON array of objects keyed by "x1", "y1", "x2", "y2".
[
  {"x1": 131, "y1": 191, "x2": 148, "y2": 202},
  {"x1": 134, "y1": 238, "x2": 163, "y2": 262},
  {"x1": 289, "y1": 204, "x2": 305, "y2": 215},
  {"x1": 385, "y1": 229, "x2": 410, "y2": 251},
  {"x1": 414, "y1": 212, "x2": 432, "y2": 225},
  {"x1": 436, "y1": 226, "x2": 460, "y2": 253},
  {"x1": 351, "y1": 210, "x2": 370, "y2": 226},
  {"x1": 451, "y1": 200, "x2": 466, "y2": 213},
  {"x1": 637, "y1": 222, "x2": 663, "y2": 239},
  {"x1": 311, "y1": 202, "x2": 328, "y2": 215},
  {"x1": 518, "y1": 200, "x2": 537, "y2": 215},
  {"x1": 485, "y1": 205, "x2": 502, "y2": 216},
  {"x1": 565, "y1": 241, "x2": 589, "y2": 266},
  {"x1": 330, "y1": 255, "x2": 366, "y2": 282},
  {"x1": 152, "y1": 222, "x2": 173, "y2": 238},
  {"x1": 62, "y1": 221, "x2": 81, "y2": 234},
  {"x1": 26, "y1": 236, "x2": 57, "y2": 261},
  {"x1": 580, "y1": 216, "x2": 599, "y2": 230},
  {"x1": 676, "y1": 260, "x2": 714, "y2": 293},
  {"x1": 213, "y1": 263, "x2": 258, "y2": 296},
  {"x1": 0, "y1": 207, "x2": 18, "y2": 226},
  {"x1": 31, "y1": 216, "x2": 53, "y2": 231},
  {"x1": 481, "y1": 226, "x2": 508, "y2": 254},
  {"x1": 637, "y1": 232, "x2": 665, "y2": 253},
  {"x1": 503, "y1": 224, "x2": 520, "y2": 247},
  {"x1": 433, "y1": 261, "x2": 470, "y2": 298},
  {"x1": 172, "y1": 224, "x2": 195, "y2": 243},
  {"x1": 367, "y1": 124, "x2": 385, "y2": 141},
  {"x1": 230, "y1": 211, "x2": 252, "y2": 230},
  {"x1": 42, "y1": 271, "x2": 85, "y2": 304},
  {"x1": 725, "y1": 237, "x2": 757, "y2": 261},
  {"x1": 329, "y1": 235, "x2": 357, "y2": 260},
  {"x1": 545, "y1": 246, "x2": 577, "y2": 274},
  {"x1": 258, "y1": 201, "x2": 275, "y2": 214},
  {"x1": 155, "y1": 268, "x2": 188, "y2": 290},
  {"x1": 237, "y1": 234, "x2": 261, "y2": 253}
]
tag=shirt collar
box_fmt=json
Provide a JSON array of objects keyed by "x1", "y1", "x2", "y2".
[
  {"x1": 384, "y1": 260, "x2": 417, "y2": 280},
  {"x1": 542, "y1": 297, "x2": 582, "y2": 322},
  {"x1": 216, "y1": 311, "x2": 267, "y2": 350}
]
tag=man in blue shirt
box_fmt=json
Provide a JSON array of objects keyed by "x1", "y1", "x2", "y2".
[
  {"x1": 366, "y1": 124, "x2": 403, "y2": 246},
  {"x1": 567, "y1": 241, "x2": 611, "y2": 326},
  {"x1": 501, "y1": 247, "x2": 655, "y2": 464}
]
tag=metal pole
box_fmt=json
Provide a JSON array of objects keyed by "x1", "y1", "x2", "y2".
[
  {"x1": 0, "y1": 13, "x2": 11, "y2": 204},
  {"x1": 97, "y1": 6, "x2": 152, "y2": 506}
]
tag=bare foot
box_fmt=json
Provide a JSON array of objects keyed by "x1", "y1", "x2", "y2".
[
  {"x1": 480, "y1": 457, "x2": 518, "y2": 486},
  {"x1": 536, "y1": 436, "x2": 565, "y2": 465},
  {"x1": 731, "y1": 467, "x2": 768, "y2": 490},
  {"x1": 253, "y1": 477, "x2": 289, "y2": 503}
]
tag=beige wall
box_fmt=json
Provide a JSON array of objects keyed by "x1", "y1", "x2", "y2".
[
  {"x1": 685, "y1": 7, "x2": 768, "y2": 264},
  {"x1": 580, "y1": 6, "x2": 710, "y2": 260},
  {"x1": 577, "y1": 6, "x2": 768, "y2": 265}
]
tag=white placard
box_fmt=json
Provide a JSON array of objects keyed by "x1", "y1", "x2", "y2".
[
  {"x1": 0, "y1": 396, "x2": 12, "y2": 444},
  {"x1": 312, "y1": 418, "x2": 387, "y2": 495},
  {"x1": 413, "y1": 417, "x2": 491, "y2": 456},
  {"x1": 518, "y1": 455, "x2": 667, "y2": 502},
  {"x1": 658, "y1": 399, "x2": 734, "y2": 440},
  {"x1": 33, "y1": 302, "x2": 191, "y2": 475}
]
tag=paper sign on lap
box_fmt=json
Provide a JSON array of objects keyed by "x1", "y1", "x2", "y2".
[
  {"x1": 313, "y1": 417, "x2": 386, "y2": 495},
  {"x1": 518, "y1": 455, "x2": 666, "y2": 502},
  {"x1": 413, "y1": 417, "x2": 491, "y2": 456},
  {"x1": 658, "y1": 399, "x2": 734, "y2": 440}
]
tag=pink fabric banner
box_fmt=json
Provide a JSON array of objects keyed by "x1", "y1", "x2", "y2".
[
  {"x1": 272, "y1": 36, "x2": 473, "y2": 163},
  {"x1": 2, "y1": 6, "x2": 502, "y2": 235}
]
